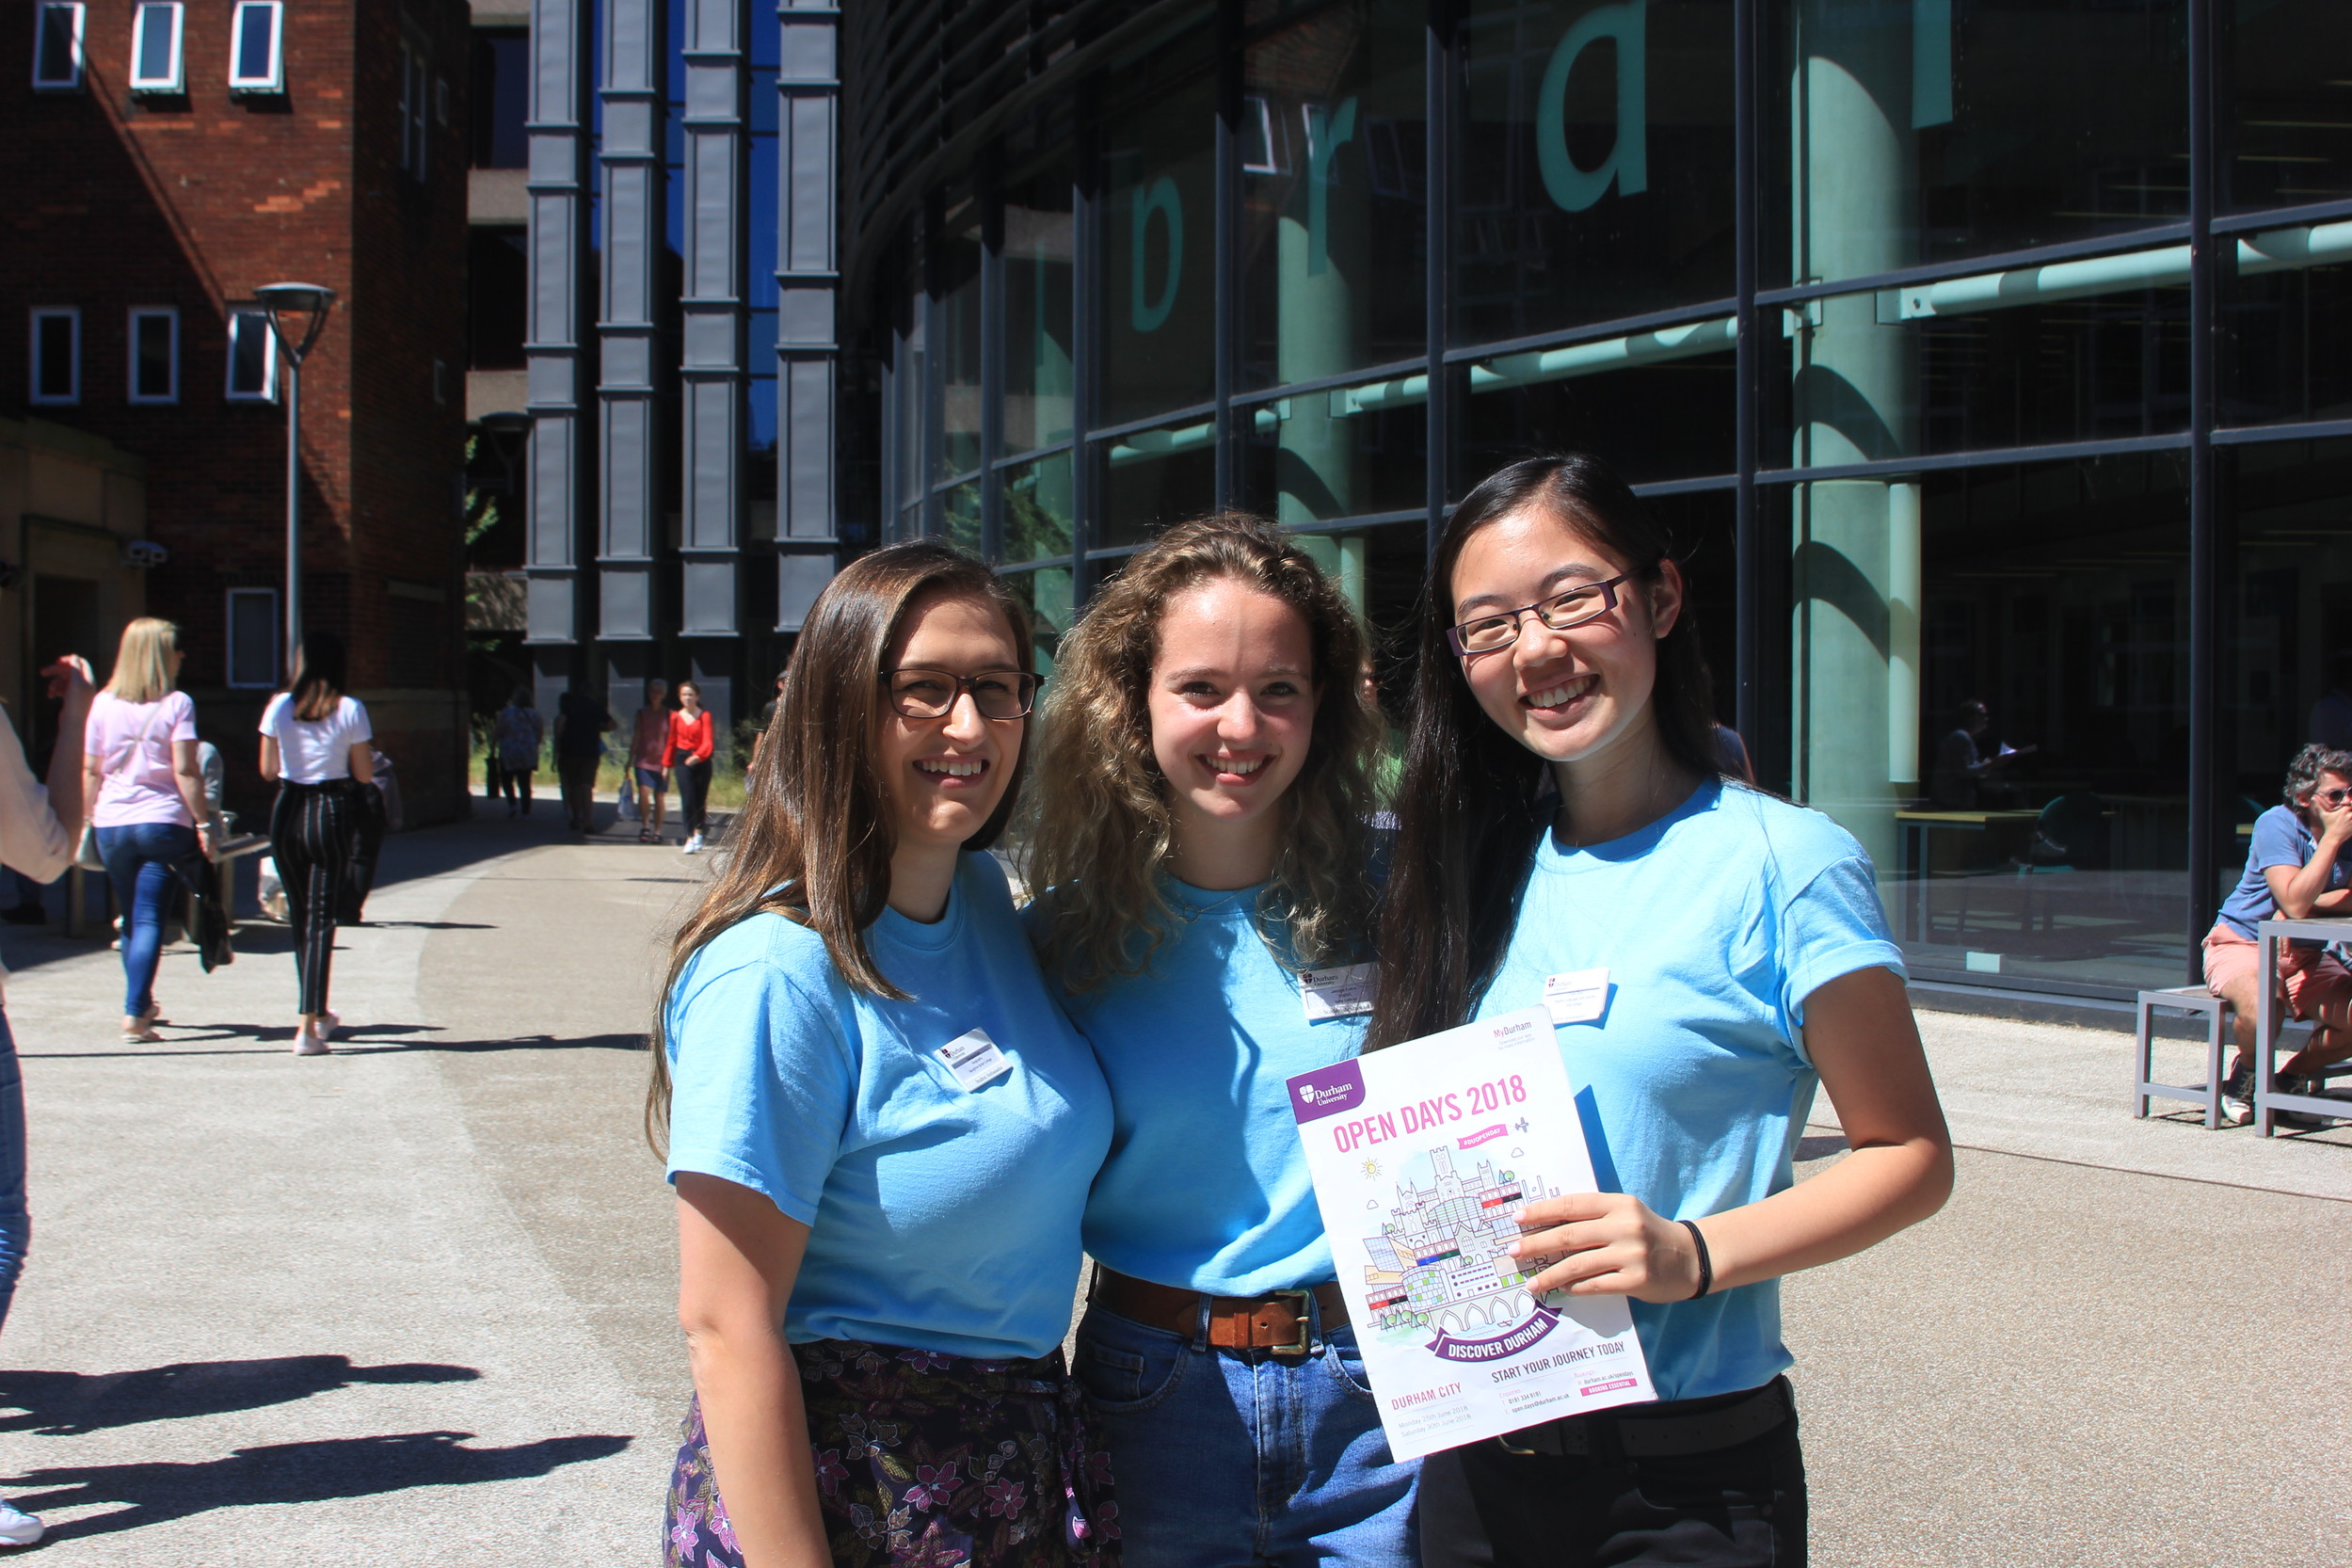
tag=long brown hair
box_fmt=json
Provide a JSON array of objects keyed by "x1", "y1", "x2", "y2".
[
  {"x1": 1025, "y1": 513, "x2": 1380, "y2": 992},
  {"x1": 645, "y1": 542, "x2": 1034, "y2": 1149},
  {"x1": 1366, "y1": 454, "x2": 1723, "y2": 1051}
]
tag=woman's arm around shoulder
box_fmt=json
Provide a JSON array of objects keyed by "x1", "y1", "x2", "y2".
[{"x1": 677, "y1": 1174, "x2": 832, "y2": 1568}]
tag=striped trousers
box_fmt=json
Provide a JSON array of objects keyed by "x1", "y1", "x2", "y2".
[{"x1": 269, "y1": 780, "x2": 358, "y2": 1016}]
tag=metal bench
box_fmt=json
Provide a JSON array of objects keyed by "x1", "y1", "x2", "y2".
[{"x1": 2133, "y1": 984, "x2": 2314, "y2": 1128}]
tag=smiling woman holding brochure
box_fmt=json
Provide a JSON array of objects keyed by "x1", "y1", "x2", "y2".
[
  {"x1": 1370, "y1": 455, "x2": 1952, "y2": 1568},
  {"x1": 1025, "y1": 515, "x2": 1417, "y2": 1568}
]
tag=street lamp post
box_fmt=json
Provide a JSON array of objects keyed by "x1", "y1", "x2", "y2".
[{"x1": 250, "y1": 283, "x2": 335, "y2": 679}]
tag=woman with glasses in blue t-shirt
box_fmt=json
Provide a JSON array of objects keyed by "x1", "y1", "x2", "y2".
[
  {"x1": 652, "y1": 542, "x2": 1117, "y2": 1568},
  {"x1": 1370, "y1": 455, "x2": 1953, "y2": 1568}
]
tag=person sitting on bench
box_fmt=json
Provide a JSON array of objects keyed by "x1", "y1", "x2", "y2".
[{"x1": 2206, "y1": 743, "x2": 2352, "y2": 1125}]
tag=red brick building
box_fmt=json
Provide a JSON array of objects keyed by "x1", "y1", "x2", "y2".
[{"x1": 3, "y1": 0, "x2": 472, "y2": 822}]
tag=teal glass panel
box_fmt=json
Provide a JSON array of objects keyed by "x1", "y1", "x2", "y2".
[
  {"x1": 2221, "y1": 232, "x2": 2352, "y2": 426},
  {"x1": 1239, "y1": 387, "x2": 1425, "y2": 523},
  {"x1": 2226, "y1": 0, "x2": 2352, "y2": 213},
  {"x1": 1770, "y1": 0, "x2": 2187, "y2": 289},
  {"x1": 1005, "y1": 137, "x2": 1077, "y2": 454},
  {"x1": 1455, "y1": 0, "x2": 1734, "y2": 344},
  {"x1": 1099, "y1": 423, "x2": 1217, "y2": 549},
  {"x1": 1240, "y1": 0, "x2": 1427, "y2": 392},
  {"x1": 938, "y1": 208, "x2": 984, "y2": 480},
  {"x1": 1791, "y1": 453, "x2": 2190, "y2": 995},
  {"x1": 1101, "y1": 32, "x2": 1218, "y2": 427},
  {"x1": 1004, "y1": 451, "x2": 1076, "y2": 564},
  {"x1": 945, "y1": 480, "x2": 982, "y2": 554},
  {"x1": 1004, "y1": 564, "x2": 1078, "y2": 675}
]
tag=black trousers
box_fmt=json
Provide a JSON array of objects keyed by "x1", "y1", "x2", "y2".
[
  {"x1": 269, "y1": 782, "x2": 358, "y2": 1016},
  {"x1": 675, "y1": 758, "x2": 712, "y2": 837},
  {"x1": 1419, "y1": 1385, "x2": 1806, "y2": 1568}
]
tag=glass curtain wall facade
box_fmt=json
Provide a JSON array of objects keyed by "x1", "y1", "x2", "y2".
[
  {"x1": 853, "y1": 0, "x2": 2352, "y2": 1006},
  {"x1": 523, "y1": 0, "x2": 842, "y2": 740}
]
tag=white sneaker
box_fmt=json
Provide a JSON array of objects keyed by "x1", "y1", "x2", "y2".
[
  {"x1": 0, "y1": 1499, "x2": 45, "y2": 1545},
  {"x1": 293, "y1": 1029, "x2": 331, "y2": 1057},
  {"x1": 682, "y1": 834, "x2": 703, "y2": 856}
]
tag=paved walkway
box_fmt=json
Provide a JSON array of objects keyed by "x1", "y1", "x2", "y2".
[{"x1": 0, "y1": 808, "x2": 2342, "y2": 1564}]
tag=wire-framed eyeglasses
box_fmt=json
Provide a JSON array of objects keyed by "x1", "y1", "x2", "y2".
[
  {"x1": 2316, "y1": 785, "x2": 2352, "y2": 808},
  {"x1": 880, "y1": 667, "x2": 1040, "y2": 721},
  {"x1": 1446, "y1": 575, "x2": 1630, "y2": 656}
]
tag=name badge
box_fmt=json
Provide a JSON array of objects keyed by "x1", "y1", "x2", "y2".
[
  {"x1": 1544, "y1": 968, "x2": 1610, "y2": 1026},
  {"x1": 935, "y1": 1029, "x2": 1013, "y2": 1092},
  {"x1": 1301, "y1": 963, "x2": 1378, "y2": 1021}
]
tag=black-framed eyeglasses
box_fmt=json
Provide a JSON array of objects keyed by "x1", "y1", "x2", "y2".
[
  {"x1": 881, "y1": 667, "x2": 1040, "y2": 721},
  {"x1": 1446, "y1": 575, "x2": 1630, "y2": 656}
]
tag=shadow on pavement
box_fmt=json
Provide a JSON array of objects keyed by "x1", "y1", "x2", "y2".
[
  {"x1": 9, "y1": 1430, "x2": 632, "y2": 1539},
  {"x1": 0, "y1": 1358, "x2": 480, "y2": 1437},
  {"x1": 336, "y1": 1032, "x2": 644, "y2": 1056}
]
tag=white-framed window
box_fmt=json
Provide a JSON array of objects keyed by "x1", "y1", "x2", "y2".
[
  {"x1": 31, "y1": 3, "x2": 84, "y2": 91},
  {"x1": 225, "y1": 310, "x2": 279, "y2": 402},
  {"x1": 226, "y1": 588, "x2": 280, "y2": 689},
  {"x1": 29, "y1": 309, "x2": 79, "y2": 405},
  {"x1": 228, "y1": 0, "x2": 282, "y2": 94},
  {"x1": 128, "y1": 1, "x2": 183, "y2": 92},
  {"x1": 128, "y1": 308, "x2": 179, "y2": 404},
  {"x1": 397, "y1": 38, "x2": 430, "y2": 177}
]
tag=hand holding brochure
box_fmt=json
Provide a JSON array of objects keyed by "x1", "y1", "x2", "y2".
[{"x1": 1288, "y1": 1006, "x2": 1656, "y2": 1461}]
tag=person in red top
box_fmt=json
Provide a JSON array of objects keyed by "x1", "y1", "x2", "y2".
[{"x1": 668, "y1": 681, "x2": 716, "y2": 855}]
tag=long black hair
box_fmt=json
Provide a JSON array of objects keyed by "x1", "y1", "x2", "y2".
[
  {"x1": 289, "y1": 632, "x2": 348, "y2": 723},
  {"x1": 1365, "y1": 453, "x2": 1723, "y2": 1050}
]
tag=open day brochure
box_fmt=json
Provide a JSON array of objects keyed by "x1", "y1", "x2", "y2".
[{"x1": 1288, "y1": 1006, "x2": 1656, "y2": 1462}]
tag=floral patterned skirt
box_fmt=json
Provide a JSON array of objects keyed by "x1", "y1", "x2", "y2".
[{"x1": 666, "y1": 1338, "x2": 1119, "y2": 1568}]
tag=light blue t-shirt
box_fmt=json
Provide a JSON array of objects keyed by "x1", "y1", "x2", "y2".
[
  {"x1": 1472, "y1": 778, "x2": 1905, "y2": 1402},
  {"x1": 2217, "y1": 805, "x2": 2351, "y2": 940},
  {"x1": 1033, "y1": 880, "x2": 1365, "y2": 1296},
  {"x1": 664, "y1": 852, "x2": 1113, "y2": 1360}
]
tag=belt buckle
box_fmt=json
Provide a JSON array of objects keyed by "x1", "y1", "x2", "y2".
[{"x1": 1268, "y1": 1288, "x2": 1314, "y2": 1356}]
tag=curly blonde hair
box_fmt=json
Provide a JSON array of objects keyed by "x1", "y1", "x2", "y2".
[{"x1": 1025, "y1": 514, "x2": 1380, "y2": 991}]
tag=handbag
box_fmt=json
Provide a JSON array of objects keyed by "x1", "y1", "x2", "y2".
[{"x1": 72, "y1": 823, "x2": 104, "y2": 872}]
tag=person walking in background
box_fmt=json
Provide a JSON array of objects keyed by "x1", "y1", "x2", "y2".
[
  {"x1": 261, "y1": 633, "x2": 374, "y2": 1058},
  {"x1": 630, "y1": 679, "x2": 673, "y2": 844},
  {"x1": 84, "y1": 619, "x2": 214, "y2": 1044},
  {"x1": 668, "y1": 680, "x2": 714, "y2": 856},
  {"x1": 1024, "y1": 515, "x2": 1417, "y2": 1568},
  {"x1": 552, "y1": 683, "x2": 612, "y2": 836},
  {"x1": 492, "y1": 686, "x2": 545, "y2": 817},
  {"x1": 0, "y1": 651, "x2": 94, "y2": 1547}
]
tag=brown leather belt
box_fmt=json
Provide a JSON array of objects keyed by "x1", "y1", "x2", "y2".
[{"x1": 1090, "y1": 1267, "x2": 1349, "y2": 1357}]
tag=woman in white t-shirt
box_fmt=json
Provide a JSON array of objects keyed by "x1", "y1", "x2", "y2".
[
  {"x1": 84, "y1": 618, "x2": 213, "y2": 1042},
  {"x1": 260, "y1": 632, "x2": 373, "y2": 1057}
]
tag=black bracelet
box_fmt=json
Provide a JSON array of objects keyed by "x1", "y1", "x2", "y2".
[{"x1": 1680, "y1": 1220, "x2": 1714, "y2": 1301}]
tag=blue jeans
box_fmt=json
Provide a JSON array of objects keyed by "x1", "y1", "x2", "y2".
[
  {"x1": 1073, "y1": 1304, "x2": 1418, "y2": 1568},
  {"x1": 0, "y1": 1009, "x2": 27, "y2": 1334},
  {"x1": 96, "y1": 822, "x2": 199, "y2": 1018}
]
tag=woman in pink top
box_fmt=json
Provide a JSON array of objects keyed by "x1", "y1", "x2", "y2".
[
  {"x1": 667, "y1": 682, "x2": 716, "y2": 855},
  {"x1": 631, "y1": 678, "x2": 673, "y2": 843},
  {"x1": 84, "y1": 619, "x2": 212, "y2": 1042}
]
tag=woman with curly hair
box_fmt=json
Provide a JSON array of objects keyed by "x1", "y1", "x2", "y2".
[
  {"x1": 653, "y1": 540, "x2": 1117, "y2": 1568},
  {"x1": 1025, "y1": 514, "x2": 1415, "y2": 1568}
]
